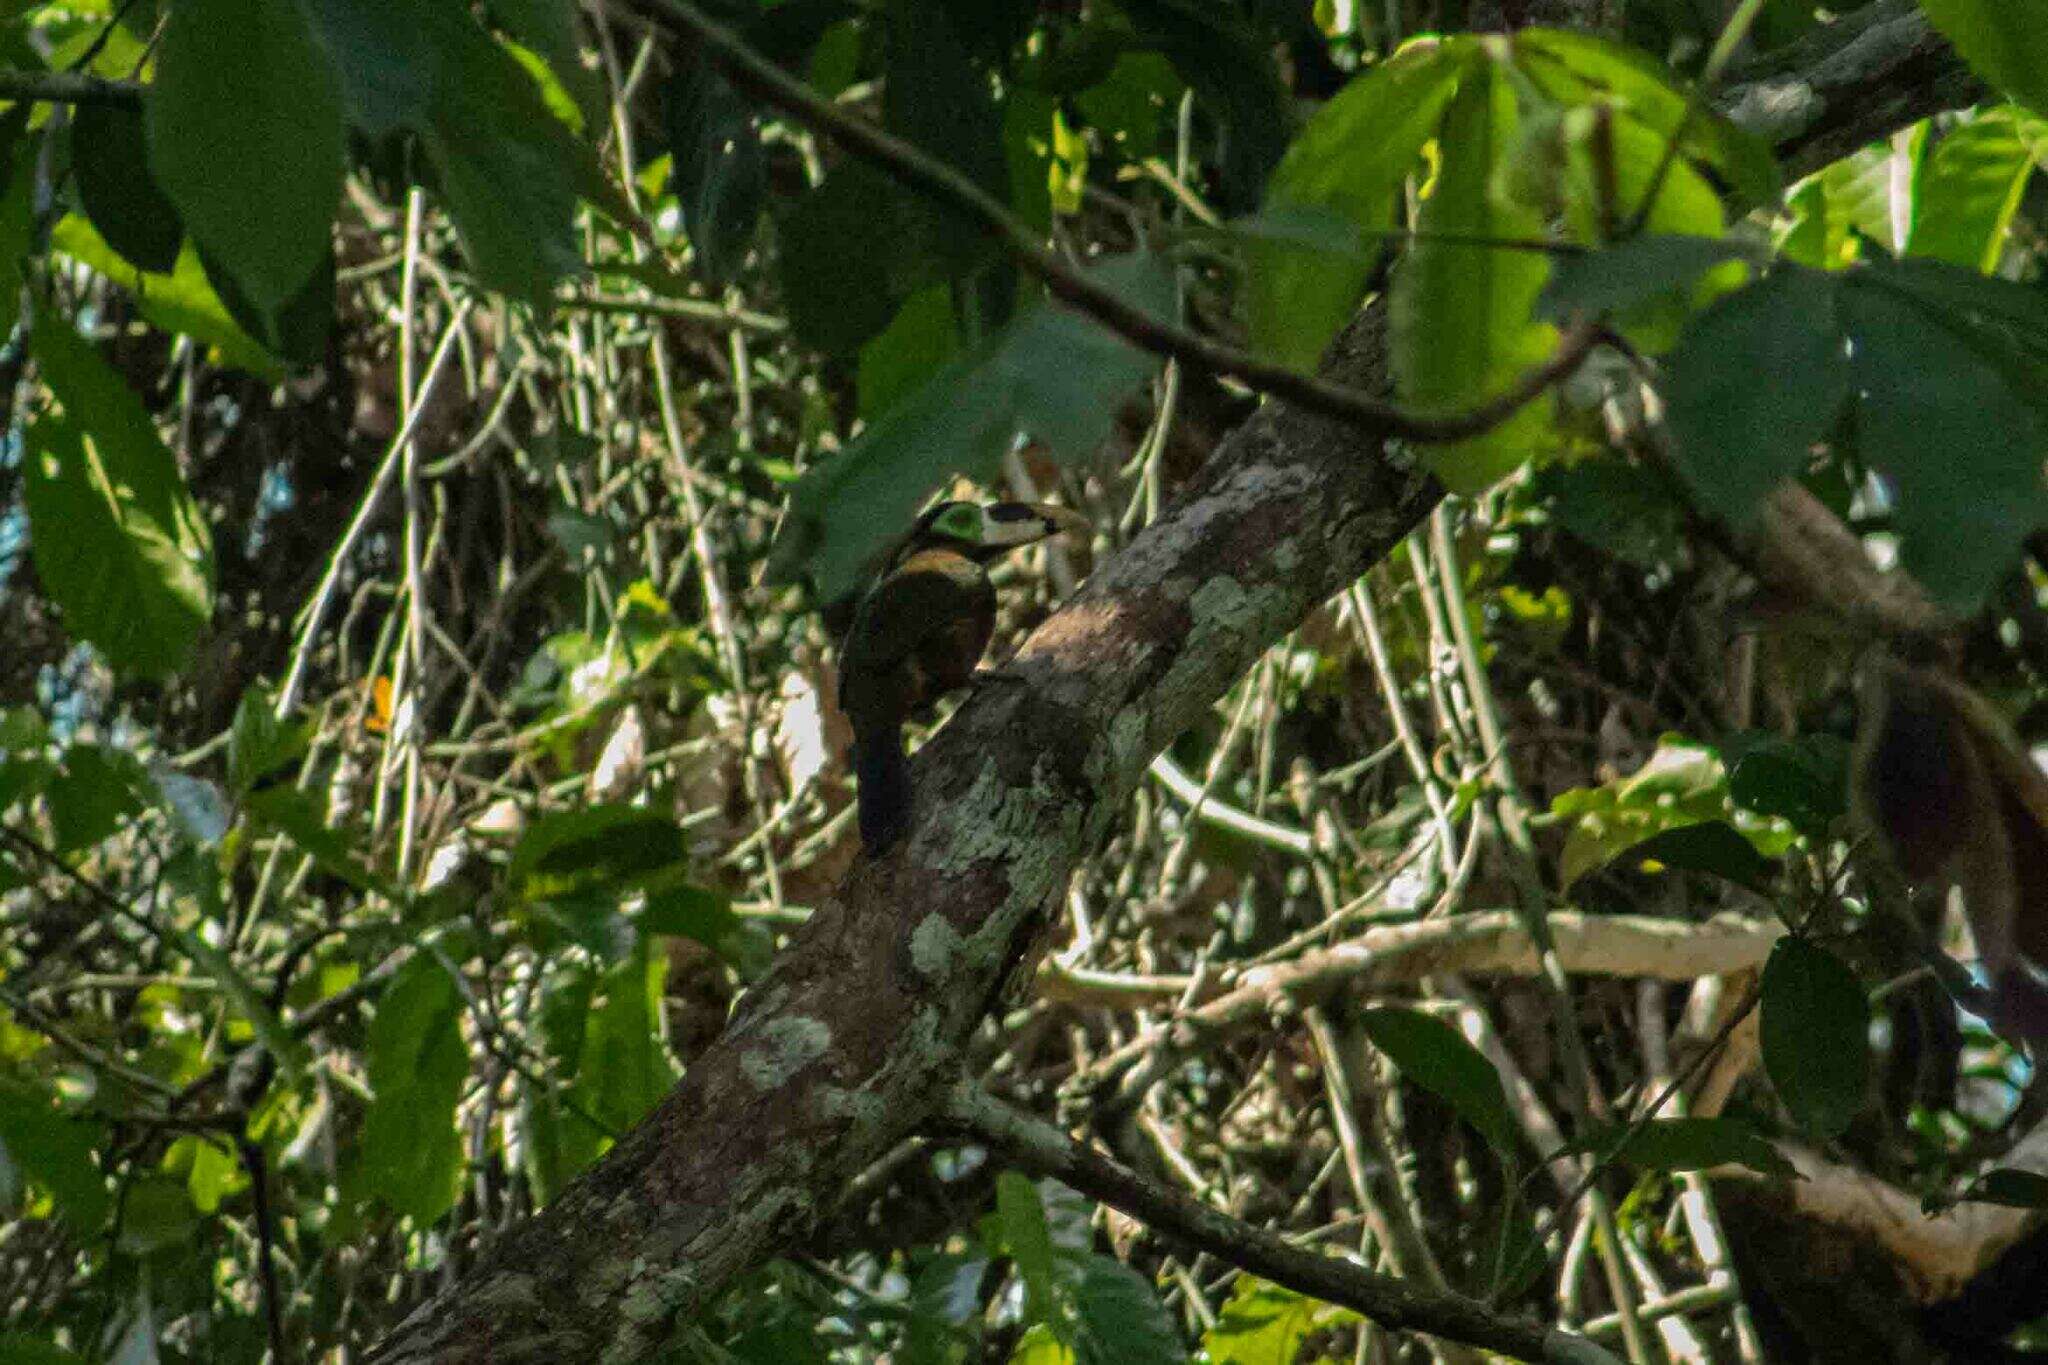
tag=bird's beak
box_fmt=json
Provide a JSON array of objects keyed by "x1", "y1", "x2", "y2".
[{"x1": 985, "y1": 501, "x2": 1090, "y2": 548}]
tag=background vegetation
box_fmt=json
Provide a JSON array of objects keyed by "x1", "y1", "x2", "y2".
[{"x1": 0, "y1": 0, "x2": 2044, "y2": 1360}]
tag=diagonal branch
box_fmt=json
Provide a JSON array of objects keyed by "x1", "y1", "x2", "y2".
[{"x1": 940, "y1": 1081, "x2": 1625, "y2": 1365}]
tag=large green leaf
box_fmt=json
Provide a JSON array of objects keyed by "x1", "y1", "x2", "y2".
[
  {"x1": 357, "y1": 955, "x2": 467, "y2": 1223},
  {"x1": 663, "y1": 51, "x2": 765, "y2": 285},
  {"x1": 1907, "y1": 106, "x2": 2048, "y2": 273},
  {"x1": 1840, "y1": 265, "x2": 2048, "y2": 609},
  {"x1": 51, "y1": 216, "x2": 284, "y2": 379},
  {"x1": 997, "y1": 1173, "x2": 1060, "y2": 1331},
  {"x1": 0, "y1": 1080, "x2": 109, "y2": 1232},
  {"x1": 1390, "y1": 61, "x2": 1558, "y2": 493},
  {"x1": 244, "y1": 788, "x2": 403, "y2": 902},
  {"x1": 1202, "y1": 1278, "x2": 1358, "y2": 1365},
  {"x1": 1067, "y1": 1253, "x2": 1183, "y2": 1365},
  {"x1": 1760, "y1": 938, "x2": 1867, "y2": 1138},
  {"x1": 505, "y1": 803, "x2": 692, "y2": 901},
  {"x1": 568, "y1": 945, "x2": 676, "y2": 1138},
  {"x1": 1359, "y1": 1006, "x2": 1519, "y2": 1160},
  {"x1": 296, "y1": 0, "x2": 439, "y2": 136},
  {"x1": 885, "y1": 0, "x2": 1007, "y2": 275},
  {"x1": 1919, "y1": 1, "x2": 2048, "y2": 119},
  {"x1": 1248, "y1": 39, "x2": 1466, "y2": 371},
  {"x1": 779, "y1": 163, "x2": 937, "y2": 356},
  {"x1": 1660, "y1": 266, "x2": 1850, "y2": 526},
  {"x1": 24, "y1": 322, "x2": 214, "y2": 677},
  {"x1": 1511, "y1": 27, "x2": 1779, "y2": 209},
  {"x1": 772, "y1": 253, "x2": 1171, "y2": 600},
  {"x1": 421, "y1": 11, "x2": 619, "y2": 305},
  {"x1": 71, "y1": 102, "x2": 181, "y2": 274},
  {"x1": 858, "y1": 285, "x2": 960, "y2": 420},
  {"x1": 147, "y1": 0, "x2": 345, "y2": 312}
]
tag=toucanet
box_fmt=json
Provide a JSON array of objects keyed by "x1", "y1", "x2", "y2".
[{"x1": 835, "y1": 500, "x2": 1087, "y2": 855}]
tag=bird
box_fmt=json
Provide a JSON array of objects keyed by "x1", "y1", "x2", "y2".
[{"x1": 835, "y1": 499, "x2": 1088, "y2": 855}]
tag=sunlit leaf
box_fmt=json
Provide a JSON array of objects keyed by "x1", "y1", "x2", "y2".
[
  {"x1": 1359, "y1": 1006, "x2": 1519, "y2": 1159},
  {"x1": 1248, "y1": 39, "x2": 1466, "y2": 370},
  {"x1": 1907, "y1": 106, "x2": 2048, "y2": 273},
  {"x1": 357, "y1": 955, "x2": 466, "y2": 1223},
  {"x1": 1390, "y1": 61, "x2": 1558, "y2": 493},
  {"x1": 1919, "y1": 1, "x2": 2048, "y2": 119},
  {"x1": 148, "y1": 0, "x2": 345, "y2": 311},
  {"x1": 24, "y1": 320, "x2": 215, "y2": 677}
]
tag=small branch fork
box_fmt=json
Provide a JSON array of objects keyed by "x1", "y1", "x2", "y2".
[
  {"x1": 632, "y1": 0, "x2": 1602, "y2": 445},
  {"x1": 941, "y1": 1083, "x2": 1624, "y2": 1365}
]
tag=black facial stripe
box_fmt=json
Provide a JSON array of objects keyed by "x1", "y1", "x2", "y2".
[{"x1": 987, "y1": 504, "x2": 1036, "y2": 522}]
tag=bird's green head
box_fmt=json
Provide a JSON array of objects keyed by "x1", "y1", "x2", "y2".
[{"x1": 912, "y1": 500, "x2": 1089, "y2": 562}]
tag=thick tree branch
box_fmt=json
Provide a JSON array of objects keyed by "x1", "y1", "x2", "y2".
[
  {"x1": 941, "y1": 1083, "x2": 1625, "y2": 1365},
  {"x1": 369, "y1": 11, "x2": 1986, "y2": 1362}
]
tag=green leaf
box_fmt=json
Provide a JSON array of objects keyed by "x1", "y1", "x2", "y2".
[
  {"x1": 46, "y1": 744, "x2": 143, "y2": 853},
  {"x1": 780, "y1": 163, "x2": 940, "y2": 355},
  {"x1": 1533, "y1": 458, "x2": 1685, "y2": 568},
  {"x1": 1067, "y1": 1254, "x2": 1183, "y2": 1365},
  {"x1": 422, "y1": 13, "x2": 614, "y2": 305},
  {"x1": 1661, "y1": 266, "x2": 1850, "y2": 527},
  {"x1": 1839, "y1": 265, "x2": 2048, "y2": 611},
  {"x1": 170, "y1": 920, "x2": 312, "y2": 1083},
  {"x1": 1918, "y1": 1, "x2": 2048, "y2": 119},
  {"x1": 488, "y1": 0, "x2": 600, "y2": 122},
  {"x1": 997, "y1": 1173, "x2": 1060, "y2": 1331},
  {"x1": 1570, "y1": 1117, "x2": 1796, "y2": 1179},
  {"x1": 1202, "y1": 1278, "x2": 1357, "y2": 1365},
  {"x1": 885, "y1": 0, "x2": 1007, "y2": 273},
  {"x1": 568, "y1": 945, "x2": 676, "y2": 1137},
  {"x1": 772, "y1": 253, "x2": 1171, "y2": 600},
  {"x1": 521, "y1": 962, "x2": 604, "y2": 1201},
  {"x1": 638, "y1": 884, "x2": 743, "y2": 959},
  {"x1": 244, "y1": 787, "x2": 402, "y2": 902},
  {"x1": 115, "y1": 1175, "x2": 198, "y2": 1256},
  {"x1": 1722, "y1": 732, "x2": 1849, "y2": 836},
  {"x1": 663, "y1": 51, "x2": 765, "y2": 285},
  {"x1": 172, "y1": 1134, "x2": 243, "y2": 1214},
  {"x1": 1248, "y1": 39, "x2": 1465, "y2": 371},
  {"x1": 0, "y1": 1335, "x2": 89, "y2": 1365},
  {"x1": 198, "y1": 239, "x2": 336, "y2": 371},
  {"x1": 71, "y1": 102, "x2": 182, "y2": 274},
  {"x1": 1390, "y1": 61, "x2": 1558, "y2": 493},
  {"x1": 859, "y1": 286, "x2": 961, "y2": 421},
  {"x1": 1957, "y1": 1168, "x2": 2048, "y2": 1208},
  {"x1": 1907, "y1": 106, "x2": 2048, "y2": 273},
  {"x1": 0, "y1": 708, "x2": 48, "y2": 753},
  {"x1": 228, "y1": 685, "x2": 308, "y2": 796},
  {"x1": 1821, "y1": 140, "x2": 1912, "y2": 255},
  {"x1": 25, "y1": 320, "x2": 215, "y2": 677},
  {"x1": 147, "y1": 0, "x2": 345, "y2": 311},
  {"x1": 1761, "y1": 938, "x2": 1868, "y2": 1138},
  {"x1": 0, "y1": 1080, "x2": 109, "y2": 1232},
  {"x1": 358, "y1": 955, "x2": 467, "y2": 1223},
  {"x1": 50, "y1": 216, "x2": 286, "y2": 379},
  {"x1": 0, "y1": 115, "x2": 34, "y2": 341},
  {"x1": 1615, "y1": 821, "x2": 1777, "y2": 891},
  {"x1": 1359, "y1": 1007, "x2": 1519, "y2": 1159},
  {"x1": 506, "y1": 804, "x2": 691, "y2": 901},
  {"x1": 296, "y1": 0, "x2": 439, "y2": 136},
  {"x1": 1511, "y1": 28, "x2": 1779, "y2": 209},
  {"x1": 1536, "y1": 235, "x2": 1753, "y2": 324}
]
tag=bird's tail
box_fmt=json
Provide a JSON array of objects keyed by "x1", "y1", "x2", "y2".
[{"x1": 852, "y1": 723, "x2": 912, "y2": 855}]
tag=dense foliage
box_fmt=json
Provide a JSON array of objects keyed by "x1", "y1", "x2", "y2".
[{"x1": 0, "y1": 0, "x2": 2044, "y2": 1360}]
